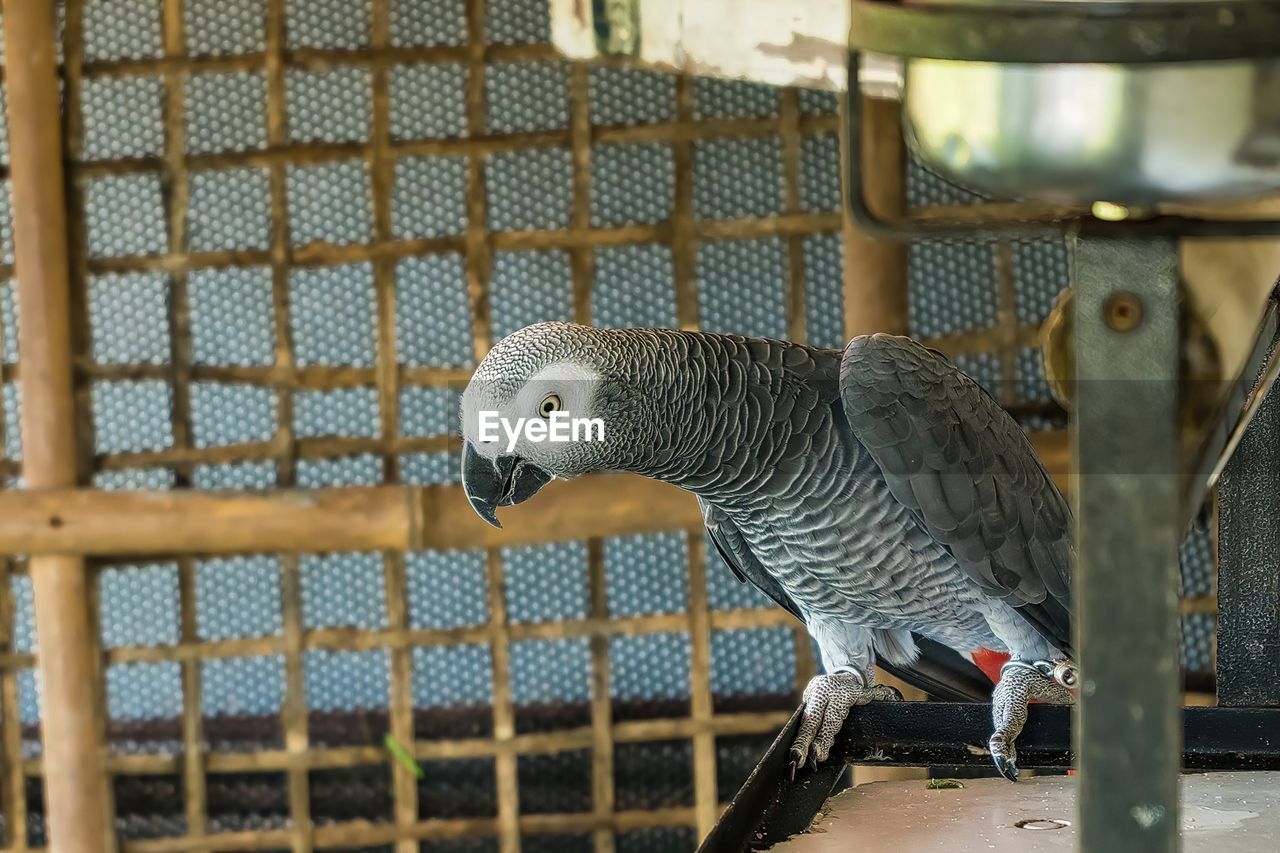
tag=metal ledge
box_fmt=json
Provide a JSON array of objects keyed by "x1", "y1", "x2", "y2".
[{"x1": 698, "y1": 702, "x2": 1280, "y2": 852}]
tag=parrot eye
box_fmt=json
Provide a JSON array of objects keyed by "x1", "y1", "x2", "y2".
[{"x1": 538, "y1": 394, "x2": 562, "y2": 418}]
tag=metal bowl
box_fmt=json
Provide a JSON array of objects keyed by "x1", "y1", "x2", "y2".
[{"x1": 903, "y1": 57, "x2": 1280, "y2": 205}]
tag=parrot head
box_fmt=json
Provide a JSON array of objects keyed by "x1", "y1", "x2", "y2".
[{"x1": 459, "y1": 322, "x2": 632, "y2": 527}]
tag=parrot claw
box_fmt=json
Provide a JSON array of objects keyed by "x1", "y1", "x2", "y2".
[
  {"x1": 991, "y1": 751, "x2": 1019, "y2": 783},
  {"x1": 989, "y1": 658, "x2": 1076, "y2": 783},
  {"x1": 989, "y1": 733, "x2": 1019, "y2": 782},
  {"x1": 789, "y1": 670, "x2": 902, "y2": 775}
]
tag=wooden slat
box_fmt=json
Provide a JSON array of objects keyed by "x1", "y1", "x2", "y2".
[
  {"x1": 0, "y1": 485, "x2": 428, "y2": 555},
  {"x1": 0, "y1": 429, "x2": 1069, "y2": 557}
]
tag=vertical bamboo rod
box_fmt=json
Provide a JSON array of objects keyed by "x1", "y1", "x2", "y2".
[
  {"x1": 280, "y1": 555, "x2": 312, "y2": 853},
  {"x1": 262, "y1": 0, "x2": 309, "y2": 846},
  {"x1": 160, "y1": 0, "x2": 195, "y2": 476},
  {"x1": 369, "y1": 0, "x2": 400, "y2": 485},
  {"x1": 1, "y1": 2, "x2": 114, "y2": 851},
  {"x1": 572, "y1": 63, "x2": 612, "y2": 853},
  {"x1": 672, "y1": 76, "x2": 699, "y2": 331},
  {"x1": 384, "y1": 553, "x2": 417, "y2": 853},
  {"x1": 993, "y1": 241, "x2": 1021, "y2": 407},
  {"x1": 840, "y1": 95, "x2": 908, "y2": 338},
  {"x1": 486, "y1": 549, "x2": 520, "y2": 853},
  {"x1": 366, "y1": 3, "x2": 417, "y2": 845},
  {"x1": 160, "y1": 0, "x2": 207, "y2": 836},
  {"x1": 586, "y1": 539, "x2": 615, "y2": 853},
  {"x1": 464, "y1": 0, "x2": 493, "y2": 360},
  {"x1": 569, "y1": 65, "x2": 594, "y2": 328},
  {"x1": 779, "y1": 89, "x2": 807, "y2": 345},
  {"x1": 0, "y1": 558, "x2": 27, "y2": 851},
  {"x1": 178, "y1": 560, "x2": 207, "y2": 837},
  {"x1": 0, "y1": 182, "x2": 24, "y2": 850},
  {"x1": 686, "y1": 530, "x2": 717, "y2": 839},
  {"x1": 265, "y1": 0, "x2": 298, "y2": 489}
]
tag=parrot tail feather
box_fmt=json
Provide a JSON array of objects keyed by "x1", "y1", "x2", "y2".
[{"x1": 971, "y1": 648, "x2": 1011, "y2": 684}]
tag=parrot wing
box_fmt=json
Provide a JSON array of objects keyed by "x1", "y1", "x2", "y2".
[
  {"x1": 700, "y1": 497, "x2": 994, "y2": 702},
  {"x1": 838, "y1": 334, "x2": 1074, "y2": 657}
]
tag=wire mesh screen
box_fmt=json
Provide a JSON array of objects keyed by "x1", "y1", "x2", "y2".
[{"x1": 0, "y1": 0, "x2": 1219, "y2": 850}]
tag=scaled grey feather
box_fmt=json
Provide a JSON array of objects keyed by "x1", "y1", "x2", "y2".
[{"x1": 839, "y1": 334, "x2": 1073, "y2": 654}]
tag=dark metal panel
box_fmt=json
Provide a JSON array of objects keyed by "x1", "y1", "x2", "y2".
[
  {"x1": 1072, "y1": 236, "x2": 1183, "y2": 853},
  {"x1": 1217, "y1": 329, "x2": 1280, "y2": 708}
]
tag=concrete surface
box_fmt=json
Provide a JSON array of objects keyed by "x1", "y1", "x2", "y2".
[{"x1": 769, "y1": 772, "x2": 1279, "y2": 852}]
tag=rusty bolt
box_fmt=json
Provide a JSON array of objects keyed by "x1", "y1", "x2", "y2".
[{"x1": 1103, "y1": 292, "x2": 1143, "y2": 332}]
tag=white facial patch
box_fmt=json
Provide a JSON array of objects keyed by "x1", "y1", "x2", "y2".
[{"x1": 461, "y1": 359, "x2": 605, "y2": 458}]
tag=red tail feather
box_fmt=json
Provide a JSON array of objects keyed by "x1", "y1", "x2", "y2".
[{"x1": 971, "y1": 647, "x2": 1010, "y2": 684}]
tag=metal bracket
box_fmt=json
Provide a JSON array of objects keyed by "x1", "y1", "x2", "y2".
[{"x1": 845, "y1": 52, "x2": 1280, "y2": 241}]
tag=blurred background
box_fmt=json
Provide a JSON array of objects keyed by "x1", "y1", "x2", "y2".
[{"x1": 0, "y1": 0, "x2": 1216, "y2": 851}]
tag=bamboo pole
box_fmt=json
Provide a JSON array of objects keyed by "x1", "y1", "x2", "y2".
[
  {"x1": 841, "y1": 94, "x2": 909, "y2": 338},
  {"x1": 1, "y1": 1, "x2": 115, "y2": 850},
  {"x1": 0, "y1": 431, "x2": 1069, "y2": 557}
]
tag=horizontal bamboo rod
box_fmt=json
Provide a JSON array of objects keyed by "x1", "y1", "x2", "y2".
[
  {"x1": 0, "y1": 430, "x2": 1069, "y2": 557},
  {"x1": 19, "y1": 709, "x2": 795, "y2": 779}
]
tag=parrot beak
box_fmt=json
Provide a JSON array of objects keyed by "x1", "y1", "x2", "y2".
[{"x1": 461, "y1": 441, "x2": 554, "y2": 528}]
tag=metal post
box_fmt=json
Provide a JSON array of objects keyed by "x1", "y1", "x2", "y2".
[
  {"x1": 1072, "y1": 236, "x2": 1183, "y2": 853},
  {"x1": 1217, "y1": 332, "x2": 1280, "y2": 707}
]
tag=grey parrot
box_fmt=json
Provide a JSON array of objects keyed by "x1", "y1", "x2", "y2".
[{"x1": 459, "y1": 322, "x2": 1075, "y2": 780}]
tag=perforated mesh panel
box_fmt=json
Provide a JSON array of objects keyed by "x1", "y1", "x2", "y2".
[
  {"x1": 591, "y1": 143, "x2": 673, "y2": 227},
  {"x1": 393, "y1": 155, "x2": 468, "y2": 238},
  {"x1": 698, "y1": 239, "x2": 788, "y2": 339},
  {"x1": 489, "y1": 148, "x2": 572, "y2": 231},
  {"x1": 592, "y1": 245, "x2": 676, "y2": 329},
  {"x1": 302, "y1": 552, "x2": 388, "y2": 630},
  {"x1": 504, "y1": 542, "x2": 588, "y2": 624},
  {"x1": 196, "y1": 556, "x2": 284, "y2": 640},
  {"x1": 190, "y1": 71, "x2": 269, "y2": 155},
  {"x1": 392, "y1": 0, "x2": 467, "y2": 47},
  {"x1": 82, "y1": 76, "x2": 164, "y2": 161}
]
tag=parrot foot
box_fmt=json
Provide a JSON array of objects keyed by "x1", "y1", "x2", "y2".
[
  {"x1": 989, "y1": 659, "x2": 1076, "y2": 782},
  {"x1": 789, "y1": 668, "x2": 903, "y2": 778}
]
